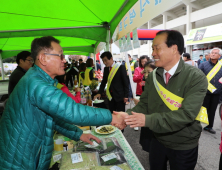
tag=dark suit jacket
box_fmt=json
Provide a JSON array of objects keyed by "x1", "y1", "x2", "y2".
[
  {"x1": 98, "y1": 65, "x2": 128, "y2": 102},
  {"x1": 8, "y1": 66, "x2": 26, "y2": 95}
]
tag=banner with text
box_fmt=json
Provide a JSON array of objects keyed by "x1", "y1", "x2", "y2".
[{"x1": 117, "y1": 0, "x2": 181, "y2": 39}]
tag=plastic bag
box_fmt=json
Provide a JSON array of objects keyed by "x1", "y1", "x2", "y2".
[
  {"x1": 60, "y1": 152, "x2": 99, "y2": 170},
  {"x1": 91, "y1": 163, "x2": 132, "y2": 170},
  {"x1": 73, "y1": 140, "x2": 104, "y2": 153},
  {"x1": 99, "y1": 151, "x2": 127, "y2": 166}
]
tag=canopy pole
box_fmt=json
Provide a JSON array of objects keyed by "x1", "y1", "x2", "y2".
[
  {"x1": 125, "y1": 52, "x2": 136, "y2": 99},
  {"x1": 0, "y1": 52, "x2": 5, "y2": 80},
  {"x1": 106, "y1": 29, "x2": 110, "y2": 51},
  {"x1": 93, "y1": 48, "x2": 97, "y2": 71}
]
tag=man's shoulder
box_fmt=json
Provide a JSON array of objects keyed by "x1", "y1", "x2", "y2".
[
  {"x1": 183, "y1": 62, "x2": 206, "y2": 78},
  {"x1": 10, "y1": 67, "x2": 25, "y2": 79}
]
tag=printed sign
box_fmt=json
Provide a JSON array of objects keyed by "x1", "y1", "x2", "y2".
[
  {"x1": 117, "y1": 0, "x2": 181, "y2": 39},
  {"x1": 132, "y1": 28, "x2": 140, "y2": 49},
  {"x1": 126, "y1": 32, "x2": 133, "y2": 51}
]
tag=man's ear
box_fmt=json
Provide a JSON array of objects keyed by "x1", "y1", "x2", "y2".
[
  {"x1": 19, "y1": 59, "x2": 24, "y2": 64},
  {"x1": 38, "y1": 53, "x2": 47, "y2": 66},
  {"x1": 172, "y1": 44, "x2": 178, "y2": 55}
]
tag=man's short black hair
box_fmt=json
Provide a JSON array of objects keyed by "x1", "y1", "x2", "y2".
[
  {"x1": 16, "y1": 51, "x2": 31, "y2": 64},
  {"x1": 183, "y1": 53, "x2": 191, "y2": 59},
  {"x1": 128, "y1": 54, "x2": 131, "y2": 58},
  {"x1": 31, "y1": 36, "x2": 60, "y2": 61},
  {"x1": 100, "y1": 51, "x2": 112, "y2": 60},
  {"x1": 199, "y1": 55, "x2": 203, "y2": 57},
  {"x1": 79, "y1": 59, "x2": 83, "y2": 62},
  {"x1": 156, "y1": 30, "x2": 184, "y2": 55}
]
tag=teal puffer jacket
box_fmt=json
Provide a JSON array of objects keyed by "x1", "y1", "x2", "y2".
[{"x1": 0, "y1": 65, "x2": 112, "y2": 170}]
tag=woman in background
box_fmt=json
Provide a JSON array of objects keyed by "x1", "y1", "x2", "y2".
[
  {"x1": 78, "y1": 63, "x2": 86, "y2": 85},
  {"x1": 133, "y1": 55, "x2": 149, "y2": 96},
  {"x1": 84, "y1": 58, "x2": 95, "y2": 86}
]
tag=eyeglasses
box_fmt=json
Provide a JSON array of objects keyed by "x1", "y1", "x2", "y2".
[
  {"x1": 44, "y1": 53, "x2": 65, "y2": 60},
  {"x1": 26, "y1": 59, "x2": 34, "y2": 63}
]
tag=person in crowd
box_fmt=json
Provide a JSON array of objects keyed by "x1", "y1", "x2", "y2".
[
  {"x1": 56, "y1": 76, "x2": 81, "y2": 103},
  {"x1": 122, "y1": 60, "x2": 125, "y2": 65},
  {"x1": 96, "y1": 60, "x2": 101, "y2": 71},
  {"x1": 125, "y1": 54, "x2": 138, "y2": 103},
  {"x1": 182, "y1": 53, "x2": 197, "y2": 67},
  {"x1": 0, "y1": 36, "x2": 125, "y2": 170},
  {"x1": 197, "y1": 54, "x2": 204, "y2": 66},
  {"x1": 65, "y1": 62, "x2": 73, "y2": 88},
  {"x1": 78, "y1": 62, "x2": 86, "y2": 85},
  {"x1": 83, "y1": 58, "x2": 95, "y2": 86},
  {"x1": 94, "y1": 51, "x2": 128, "y2": 114},
  {"x1": 133, "y1": 55, "x2": 149, "y2": 96},
  {"x1": 79, "y1": 58, "x2": 83, "y2": 65},
  {"x1": 133, "y1": 60, "x2": 156, "y2": 105},
  {"x1": 8, "y1": 51, "x2": 33, "y2": 95},
  {"x1": 126, "y1": 54, "x2": 138, "y2": 74},
  {"x1": 220, "y1": 112, "x2": 222, "y2": 170},
  {"x1": 70, "y1": 59, "x2": 79, "y2": 84},
  {"x1": 114, "y1": 30, "x2": 208, "y2": 170},
  {"x1": 134, "y1": 60, "x2": 156, "y2": 152},
  {"x1": 199, "y1": 47, "x2": 222, "y2": 134},
  {"x1": 205, "y1": 52, "x2": 210, "y2": 61}
]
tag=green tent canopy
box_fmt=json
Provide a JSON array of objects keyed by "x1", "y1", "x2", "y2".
[{"x1": 0, "y1": 0, "x2": 137, "y2": 59}]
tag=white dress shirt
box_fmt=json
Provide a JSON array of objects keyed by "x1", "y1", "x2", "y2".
[{"x1": 163, "y1": 60, "x2": 180, "y2": 84}]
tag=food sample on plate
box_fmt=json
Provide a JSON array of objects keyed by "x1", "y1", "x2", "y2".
[{"x1": 97, "y1": 126, "x2": 115, "y2": 134}]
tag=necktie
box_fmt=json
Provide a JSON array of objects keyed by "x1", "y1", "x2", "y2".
[
  {"x1": 165, "y1": 72, "x2": 171, "y2": 85},
  {"x1": 110, "y1": 67, "x2": 112, "y2": 72}
]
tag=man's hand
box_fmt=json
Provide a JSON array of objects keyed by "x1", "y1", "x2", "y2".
[
  {"x1": 93, "y1": 94, "x2": 101, "y2": 100},
  {"x1": 80, "y1": 134, "x2": 101, "y2": 145},
  {"x1": 125, "y1": 111, "x2": 145, "y2": 127},
  {"x1": 124, "y1": 98, "x2": 128, "y2": 103},
  {"x1": 111, "y1": 111, "x2": 128, "y2": 130},
  {"x1": 133, "y1": 98, "x2": 139, "y2": 105}
]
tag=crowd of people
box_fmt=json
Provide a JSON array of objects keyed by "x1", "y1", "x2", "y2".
[{"x1": 1, "y1": 30, "x2": 222, "y2": 170}]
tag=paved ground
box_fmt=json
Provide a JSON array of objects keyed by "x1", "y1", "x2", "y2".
[{"x1": 123, "y1": 103, "x2": 221, "y2": 170}]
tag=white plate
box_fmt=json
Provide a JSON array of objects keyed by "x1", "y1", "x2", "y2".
[
  {"x1": 93, "y1": 100, "x2": 104, "y2": 104},
  {"x1": 95, "y1": 125, "x2": 116, "y2": 135}
]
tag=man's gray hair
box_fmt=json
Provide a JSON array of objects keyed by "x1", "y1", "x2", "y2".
[
  {"x1": 210, "y1": 47, "x2": 222, "y2": 56},
  {"x1": 204, "y1": 52, "x2": 210, "y2": 55}
]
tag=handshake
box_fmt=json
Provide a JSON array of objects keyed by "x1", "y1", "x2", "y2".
[{"x1": 110, "y1": 111, "x2": 146, "y2": 130}]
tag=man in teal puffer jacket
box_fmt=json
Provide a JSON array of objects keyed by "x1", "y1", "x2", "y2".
[{"x1": 0, "y1": 36, "x2": 125, "y2": 170}]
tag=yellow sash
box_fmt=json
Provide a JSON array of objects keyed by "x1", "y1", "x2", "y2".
[
  {"x1": 206, "y1": 59, "x2": 222, "y2": 93},
  {"x1": 56, "y1": 83, "x2": 64, "y2": 89},
  {"x1": 153, "y1": 69, "x2": 209, "y2": 124},
  {"x1": 106, "y1": 63, "x2": 121, "y2": 101}
]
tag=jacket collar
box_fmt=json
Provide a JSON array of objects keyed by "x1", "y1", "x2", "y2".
[
  {"x1": 209, "y1": 59, "x2": 218, "y2": 66},
  {"x1": 156, "y1": 58, "x2": 184, "y2": 78},
  {"x1": 33, "y1": 64, "x2": 58, "y2": 86},
  {"x1": 17, "y1": 65, "x2": 27, "y2": 73}
]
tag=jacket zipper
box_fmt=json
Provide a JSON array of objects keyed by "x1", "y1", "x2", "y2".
[{"x1": 35, "y1": 145, "x2": 42, "y2": 169}]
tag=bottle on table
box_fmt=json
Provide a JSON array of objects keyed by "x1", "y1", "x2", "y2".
[
  {"x1": 63, "y1": 141, "x2": 68, "y2": 151},
  {"x1": 74, "y1": 75, "x2": 78, "y2": 91},
  {"x1": 79, "y1": 79, "x2": 83, "y2": 88},
  {"x1": 80, "y1": 90, "x2": 87, "y2": 105},
  {"x1": 87, "y1": 91, "x2": 93, "y2": 106}
]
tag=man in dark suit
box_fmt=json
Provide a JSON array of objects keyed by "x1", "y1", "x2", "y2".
[
  {"x1": 94, "y1": 51, "x2": 128, "y2": 113},
  {"x1": 8, "y1": 51, "x2": 33, "y2": 95}
]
